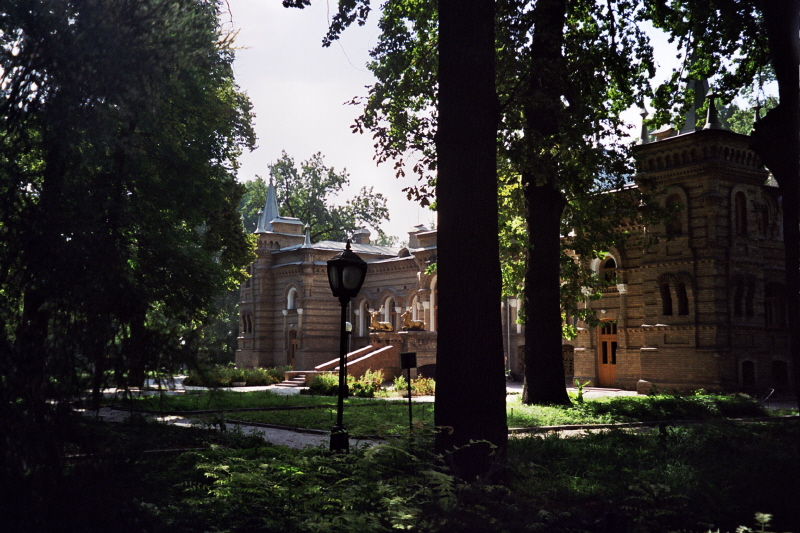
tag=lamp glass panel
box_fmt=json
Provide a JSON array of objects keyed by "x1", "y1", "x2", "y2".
[
  {"x1": 342, "y1": 265, "x2": 363, "y2": 291},
  {"x1": 327, "y1": 265, "x2": 340, "y2": 291}
]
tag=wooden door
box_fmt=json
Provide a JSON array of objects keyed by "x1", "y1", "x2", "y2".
[{"x1": 597, "y1": 322, "x2": 617, "y2": 387}]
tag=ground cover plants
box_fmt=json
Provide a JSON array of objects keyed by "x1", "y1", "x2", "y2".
[{"x1": 10, "y1": 414, "x2": 798, "y2": 532}]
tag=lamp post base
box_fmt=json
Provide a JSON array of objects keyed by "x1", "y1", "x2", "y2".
[{"x1": 330, "y1": 424, "x2": 349, "y2": 452}]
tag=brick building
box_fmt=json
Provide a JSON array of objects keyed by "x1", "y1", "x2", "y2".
[
  {"x1": 236, "y1": 181, "x2": 439, "y2": 376},
  {"x1": 569, "y1": 125, "x2": 791, "y2": 393},
  {"x1": 238, "y1": 123, "x2": 792, "y2": 393}
]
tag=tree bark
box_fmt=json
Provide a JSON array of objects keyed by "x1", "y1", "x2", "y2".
[
  {"x1": 522, "y1": 180, "x2": 571, "y2": 405},
  {"x1": 434, "y1": 0, "x2": 507, "y2": 481},
  {"x1": 520, "y1": 0, "x2": 572, "y2": 405},
  {"x1": 751, "y1": 0, "x2": 800, "y2": 401}
]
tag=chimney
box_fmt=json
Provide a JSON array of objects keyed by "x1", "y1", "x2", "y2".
[{"x1": 351, "y1": 228, "x2": 371, "y2": 245}]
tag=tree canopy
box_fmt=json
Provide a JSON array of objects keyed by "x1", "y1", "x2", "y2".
[
  {"x1": 0, "y1": 0, "x2": 255, "y2": 493},
  {"x1": 239, "y1": 151, "x2": 392, "y2": 243}
]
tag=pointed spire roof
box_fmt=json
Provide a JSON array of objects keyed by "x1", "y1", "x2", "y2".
[
  {"x1": 255, "y1": 178, "x2": 280, "y2": 233},
  {"x1": 679, "y1": 78, "x2": 710, "y2": 135}
]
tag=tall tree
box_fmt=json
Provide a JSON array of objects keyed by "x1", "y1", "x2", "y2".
[
  {"x1": 0, "y1": 0, "x2": 255, "y2": 516},
  {"x1": 434, "y1": 0, "x2": 508, "y2": 479},
  {"x1": 286, "y1": 0, "x2": 508, "y2": 478},
  {"x1": 239, "y1": 151, "x2": 391, "y2": 241},
  {"x1": 342, "y1": 0, "x2": 659, "y2": 405}
]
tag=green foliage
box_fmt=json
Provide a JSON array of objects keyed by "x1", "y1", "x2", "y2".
[
  {"x1": 644, "y1": 0, "x2": 773, "y2": 131},
  {"x1": 393, "y1": 374, "x2": 409, "y2": 392},
  {"x1": 0, "y1": 0, "x2": 256, "y2": 492},
  {"x1": 411, "y1": 376, "x2": 436, "y2": 396},
  {"x1": 16, "y1": 412, "x2": 798, "y2": 532},
  {"x1": 239, "y1": 152, "x2": 392, "y2": 242},
  {"x1": 303, "y1": 372, "x2": 343, "y2": 396},
  {"x1": 182, "y1": 365, "x2": 289, "y2": 387},
  {"x1": 509, "y1": 422, "x2": 800, "y2": 532},
  {"x1": 508, "y1": 392, "x2": 767, "y2": 428},
  {"x1": 303, "y1": 370, "x2": 386, "y2": 398}
]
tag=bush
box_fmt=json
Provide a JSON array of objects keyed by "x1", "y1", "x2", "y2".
[
  {"x1": 412, "y1": 377, "x2": 436, "y2": 396},
  {"x1": 302, "y1": 373, "x2": 340, "y2": 396},
  {"x1": 302, "y1": 370, "x2": 385, "y2": 398},
  {"x1": 183, "y1": 364, "x2": 288, "y2": 387},
  {"x1": 393, "y1": 374, "x2": 409, "y2": 393},
  {"x1": 349, "y1": 369, "x2": 385, "y2": 398}
]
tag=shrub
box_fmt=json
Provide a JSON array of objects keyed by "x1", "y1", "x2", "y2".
[
  {"x1": 411, "y1": 376, "x2": 436, "y2": 396},
  {"x1": 302, "y1": 370, "x2": 385, "y2": 398},
  {"x1": 302, "y1": 373, "x2": 340, "y2": 396},
  {"x1": 393, "y1": 374, "x2": 409, "y2": 392},
  {"x1": 182, "y1": 364, "x2": 288, "y2": 387},
  {"x1": 348, "y1": 369, "x2": 384, "y2": 398}
]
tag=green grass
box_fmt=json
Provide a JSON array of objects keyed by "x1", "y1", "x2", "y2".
[
  {"x1": 223, "y1": 400, "x2": 434, "y2": 437},
  {"x1": 506, "y1": 391, "x2": 769, "y2": 427},
  {"x1": 117, "y1": 390, "x2": 775, "y2": 438},
  {"x1": 115, "y1": 390, "x2": 337, "y2": 411}
]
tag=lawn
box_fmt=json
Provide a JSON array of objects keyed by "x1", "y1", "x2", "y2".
[{"x1": 117, "y1": 389, "x2": 776, "y2": 436}]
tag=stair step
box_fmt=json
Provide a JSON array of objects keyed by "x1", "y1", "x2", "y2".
[{"x1": 275, "y1": 374, "x2": 307, "y2": 387}]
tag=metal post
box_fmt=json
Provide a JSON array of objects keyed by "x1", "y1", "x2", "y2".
[
  {"x1": 407, "y1": 366, "x2": 413, "y2": 435},
  {"x1": 330, "y1": 299, "x2": 349, "y2": 452}
]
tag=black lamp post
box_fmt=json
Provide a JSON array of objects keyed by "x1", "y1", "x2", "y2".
[{"x1": 326, "y1": 240, "x2": 368, "y2": 452}]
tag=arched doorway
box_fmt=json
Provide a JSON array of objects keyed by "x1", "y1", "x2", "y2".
[
  {"x1": 597, "y1": 322, "x2": 617, "y2": 387},
  {"x1": 289, "y1": 330, "x2": 298, "y2": 369}
]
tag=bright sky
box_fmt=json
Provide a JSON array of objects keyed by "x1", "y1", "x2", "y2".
[
  {"x1": 223, "y1": 0, "x2": 432, "y2": 242},
  {"x1": 221, "y1": 2, "x2": 682, "y2": 242}
]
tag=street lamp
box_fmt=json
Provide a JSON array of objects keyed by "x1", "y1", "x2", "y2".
[{"x1": 326, "y1": 240, "x2": 368, "y2": 452}]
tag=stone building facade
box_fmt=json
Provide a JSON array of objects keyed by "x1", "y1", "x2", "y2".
[
  {"x1": 236, "y1": 181, "x2": 441, "y2": 375},
  {"x1": 238, "y1": 124, "x2": 792, "y2": 393},
  {"x1": 569, "y1": 126, "x2": 791, "y2": 393}
]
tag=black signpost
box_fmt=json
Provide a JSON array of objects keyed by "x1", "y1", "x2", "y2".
[{"x1": 399, "y1": 351, "x2": 417, "y2": 436}]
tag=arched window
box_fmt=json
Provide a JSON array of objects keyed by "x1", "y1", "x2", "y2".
[
  {"x1": 676, "y1": 281, "x2": 689, "y2": 315},
  {"x1": 758, "y1": 205, "x2": 770, "y2": 238},
  {"x1": 765, "y1": 282, "x2": 786, "y2": 329},
  {"x1": 735, "y1": 191, "x2": 748, "y2": 236},
  {"x1": 383, "y1": 297, "x2": 396, "y2": 330},
  {"x1": 733, "y1": 278, "x2": 744, "y2": 317},
  {"x1": 665, "y1": 195, "x2": 683, "y2": 236},
  {"x1": 745, "y1": 277, "x2": 755, "y2": 318},
  {"x1": 600, "y1": 257, "x2": 617, "y2": 283},
  {"x1": 660, "y1": 282, "x2": 673, "y2": 316},
  {"x1": 742, "y1": 360, "x2": 756, "y2": 387},
  {"x1": 287, "y1": 287, "x2": 298, "y2": 310},
  {"x1": 358, "y1": 300, "x2": 370, "y2": 337}
]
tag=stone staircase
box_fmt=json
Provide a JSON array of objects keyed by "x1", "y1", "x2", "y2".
[{"x1": 275, "y1": 373, "x2": 307, "y2": 388}]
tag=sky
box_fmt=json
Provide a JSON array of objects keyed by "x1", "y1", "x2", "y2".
[
  {"x1": 222, "y1": 0, "x2": 431, "y2": 242},
  {"x1": 220, "y1": 2, "x2": 681, "y2": 242}
]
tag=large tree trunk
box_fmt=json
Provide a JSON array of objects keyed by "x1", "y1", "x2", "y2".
[
  {"x1": 522, "y1": 181, "x2": 570, "y2": 405},
  {"x1": 434, "y1": 0, "x2": 507, "y2": 481},
  {"x1": 751, "y1": 0, "x2": 800, "y2": 401},
  {"x1": 520, "y1": 0, "x2": 571, "y2": 405}
]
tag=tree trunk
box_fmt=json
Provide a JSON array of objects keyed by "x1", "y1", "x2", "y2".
[
  {"x1": 434, "y1": 0, "x2": 507, "y2": 481},
  {"x1": 751, "y1": 0, "x2": 800, "y2": 401},
  {"x1": 522, "y1": 180, "x2": 571, "y2": 405},
  {"x1": 520, "y1": 0, "x2": 571, "y2": 405}
]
